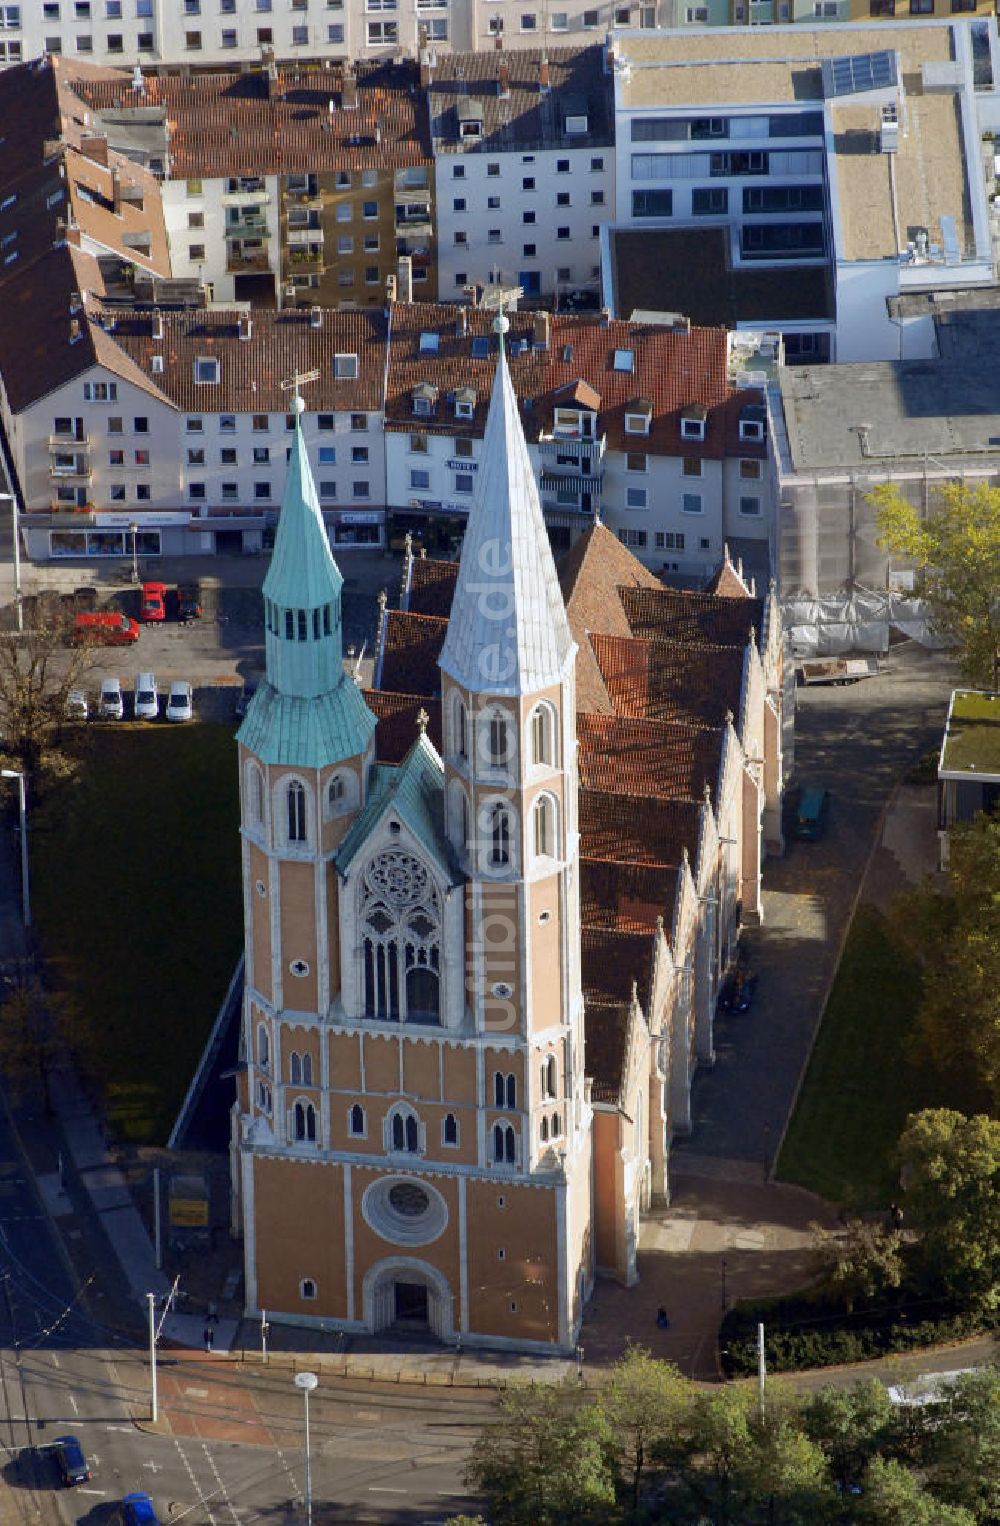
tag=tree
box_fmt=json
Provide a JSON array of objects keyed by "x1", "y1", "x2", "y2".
[
  {"x1": 869, "y1": 478, "x2": 1000, "y2": 685},
  {"x1": 859, "y1": 1457, "x2": 975, "y2": 1526},
  {"x1": 922, "y1": 1367, "x2": 1000, "y2": 1521},
  {"x1": 802, "y1": 1380, "x2": 897, "y2": 1497},
  {"x1": 896, "y1": 1109, "x2": 1000, "y2": 1309},
  {"x1": 0, "y1": 613, "x2": 94, "y2": 788},
  {"x1": 0, "y1": 970, "x2": 60, "y2": 1111},
  {"x1": 598, "y1": 1346, "x2": 689, "y2": 1518},
  {"x1": 466, "y1": 1381, "x2": 616, "y2": 1526},
  {"x1": 888, "y1": 815, "x2": 1000, "y2": 1110},
  {"x1": 810, "y1": 1219, "x2": 904, "y2": 1314}
]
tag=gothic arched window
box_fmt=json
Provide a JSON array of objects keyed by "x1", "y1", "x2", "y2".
[
  {"x1": 489, "y1": 804, "x2": 511, "y2": 868},
  {"x1": 361, "y1": 851, "x2": 441, "y2": 1026},
  {"x1": 493, "y1": 1122, "x2": 517, "y2": 1165},
  {"x1": 287, "y1": 780, "x2": 307, "y2": 844},
  {"x1": 488, "y1": 714, "x2": 509, "y2": 770},
  {"x1": 293, "y1": 1100, "x2": 317, "y2": 1143},
  {"x1": 349, "y1": 1103, "x2": 366, "y2": 1137},
  {"x1": 388, "y1": 1105, "x2": 422, "y2": 1154},
  {"x1": 533, "y1": 796, "x2": 556, "y2": 859},
  {"x1": 530, "y1": 703, "x2": 557, "y2": 767},
  {"x1": 494, "y1": 1071, "x2": 516, "y2": 1110}
]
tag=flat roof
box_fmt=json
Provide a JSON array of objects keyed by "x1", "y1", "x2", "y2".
[
  {"x1": 615, "y1": 22, "x2": 972, "y2": 264},
  {"x1": 940, "y1": 689, "x2": 1000, "y2": 777},
  {"x1": 609, "y1": 227, "x2": 835, "y2": 328},
  {"x1": 779, "y1": 308, "x2": 1000, "y2": 470}
]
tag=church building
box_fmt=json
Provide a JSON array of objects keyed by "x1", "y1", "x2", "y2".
[{"x1": 233, "y1": 316, "x2": 595, "y2": 1351}]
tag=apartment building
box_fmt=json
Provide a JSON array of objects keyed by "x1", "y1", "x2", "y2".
[
  {"x1": 610, "y1": 20, "x2": 1000, "y2": 361},
  {"x1": 383, "y1": 302, "x2": 771, "y2": 581},
  {"x1": 659, "y1": 0, "x2": 991, "y2": 22},
  {"x1": 428, "y1": 47, "x2": 614, "y2": 304},
  {"x1": 71, "y1": 57, "x2": 437, "y2": 305},
  {"x1": 0, "y1": 1, "x2": 664, "y2": 73}
]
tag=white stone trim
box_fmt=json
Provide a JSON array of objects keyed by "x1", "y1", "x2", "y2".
[
  {"x1": 458, "y1": 1174, "x2": 469, "y2": 1336},
  {"x1": 344, "y1": 1163, "x2": 355, "y2": 1322},
  {"x1": 242, "y1": 1147, "x2": 258, "y2": 1316}
]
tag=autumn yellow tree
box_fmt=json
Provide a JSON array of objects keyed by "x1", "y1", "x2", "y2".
[{"x1": 869, "y1": 480, "x2": 1000, "y2": 686}]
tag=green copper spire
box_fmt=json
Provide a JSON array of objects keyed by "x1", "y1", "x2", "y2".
[
  {"x1": 261, "y1": 394, "x2": 345, "y2": 700},
  {"x1": 238, "y1": 394, "x2": 376, "y2": 767}
]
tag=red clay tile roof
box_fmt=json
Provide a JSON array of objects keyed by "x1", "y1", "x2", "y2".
[
  {"x1": 103, "y1": 305, "x2": 388, "y2": 414},
  {"x1": 708, "y1": 549, "x2": 754, "y2": 595},
  {"x1": 405, "y1": 555, "x2": 460, "y2": 618},
  {"x1": 578, "y1": 713, "x2": 722, "y2": 802},
  {"x1": 582, "y1": 926, "x2": 655, "y2": 1014},
  {"x1": 558, "y1": 523, "x2": 663, "y2": 713},
  {"x1": 580, "y1": 789, "x2": 702, "y2": 869},
  {"x1": 364, "y1": 690, "x2": 443, "y2": 763},
  {"x1": 584, "y1": 998, "x2": 633, "y2": 1106},
  {"x1": 378, "y1": 609, "x2": 447, "y2": 697},
  {"x1": 590, "y1": 632, "x2": 745, "y2": 727},
  {"x1": 385, "y1": 304, "x2": 764, "y2": 460},
  {"x1": 71, "y1": 59, "x2": 432, "y2": 178},
  {"x1": 620, "y1": 585, "x2": 764, "y2": 648},
  {"x1": 428, "y1": 46, "x2": 613, "y2": 155},
  {"x1": 581, "y1": 858, "x2": 677, "y2": 935}
]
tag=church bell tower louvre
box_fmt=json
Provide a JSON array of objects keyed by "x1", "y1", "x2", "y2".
[{"x1": 233, "y1": 329, "x2": 594, "y2": 1354}]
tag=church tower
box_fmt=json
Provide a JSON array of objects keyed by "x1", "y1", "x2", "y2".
[{"x1": 234, "y1": 333, "x2": 593, "y2": 1353}]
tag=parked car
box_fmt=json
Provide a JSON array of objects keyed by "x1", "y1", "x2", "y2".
[
  {"x1": 65, "y1": 688, "x2": 89, "y2": 721},
  {"x1": 165, "y1": 680, "x2": 193, "y2": 722},
  {"x1": 73, "y1": 611, "x2": 139, "y2": 647},
  {"x1": 133, "y1": 672, "x2": 159, "y2": 721},
  {"x1": 719, "y1": 968, "x2": 757, "y2": 1014},
  {"x1": 99, "y1": 677, "x2": 124, "y2": 721},
  {"x1": 794, "y1": 786, "x2": 831, "y2": 842},
  {"x1": 53, "y1": 1434, "x2": 91, "y2": 1486},
  {"x1": 177, "y1": 583, "x2": 203, "y2": 623},
  {"x1": 234, "y1": 680, "x2": 257, "y2": 718},
  {"x1": 140, "y1": 581, "x2": 168, "y2": 623},
  {"x1": 121, "y1": 1493, "x2": 161, "y2": 1525}
]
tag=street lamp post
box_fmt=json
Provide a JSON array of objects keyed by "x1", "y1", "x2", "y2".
[
  {"x1": 129, "y1": 520, "x2": 139, "y2": 584},
  {"x1": 294, "y1": 1370, "x2": 319, "y2": 1526},
  {"x1": 1, "y1": 769, "x2": 29, "y2": 928}
]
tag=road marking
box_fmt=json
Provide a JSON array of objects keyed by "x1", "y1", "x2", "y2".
[
  {"x1": 69, "y1": 1393, "x2": 79, "y2": 1413},
  {"x1": 369, "y1": 1486, "x2": 407, "y2": 1493},
  {"x1": 184, "y1": 1386, "x2": 210, "y2": 1399},
  {"x1": 173, "y1": 1436, "x2": 218, "y2": 1526},
  {"x1": 77, "y1": 1488, "x2": 107, "y2": 1496},
  {"x1": 200, "y1": 1438, "x2": 241, "y2": 1526},
  {"x1": 50, "y1": 1353, "x2": 61, "y2": 1369},
  {"x1": 143, "y1": 1460, "x2": 162, "y2": 1472},
  {"x1": 105, "y1": 1424, "x2": 132, "y2": 1432}
]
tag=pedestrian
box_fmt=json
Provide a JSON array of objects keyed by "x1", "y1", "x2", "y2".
[
  {"x1": 656, "y1": 1306, "x2": 669, "y2": 1330},
  {"x1": 206, "y1": 1300, "x2": 219, "y2": 1326},
  {"x1": 203, "y1": 1326, "x2": 214, "y2": 1353}
]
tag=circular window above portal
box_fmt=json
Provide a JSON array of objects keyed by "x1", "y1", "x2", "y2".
[{"x1": 362, "y1": 1175, "x2": 448, "y2": 1247}]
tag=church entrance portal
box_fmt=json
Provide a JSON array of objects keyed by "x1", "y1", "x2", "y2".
[{"x1": 394, "y1": 1281, "x2": 429, "y2": 1328}]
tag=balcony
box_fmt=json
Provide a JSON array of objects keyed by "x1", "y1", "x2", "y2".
[
  {"x1": 225, "y1": 220, "x2": 270, "y2": 241},
  {"x1": 286, "y1": 248, "x2": 324, "y2": 272},
  {"x1": 537, "y1": 432, "x2": 607, "y2": 466},
  {"x1": 48, "y1": 433, "x2": 91, "y2": 450},
  {"x1": 287, "y1": 225, "x2": 324, "y2": 246},
  {"x1": 221, "y1": 188, "x2": 269, "y2": 207},
  {"x1": 395, "y1": 217, "x2": 433, "y2": 239},
  {"x1": 49, "y1": 462, "x2": 93, "y2": 483},
  {"x1": 226, "y1": 249, "x2": 271, "y2": 273}
]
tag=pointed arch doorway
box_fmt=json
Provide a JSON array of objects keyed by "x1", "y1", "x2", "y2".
[{"x1": 362, "y1": 1257, "x2": 456, "y2": 1344}]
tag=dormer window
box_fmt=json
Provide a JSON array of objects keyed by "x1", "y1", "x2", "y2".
[
  {"x1": 454, "y1": 386, "x2": 477, "y2": 421},
  {"x1": 334, "y1": 352, "x2": 358, "y2": 380},
  {"x1": 458, "y1": 103, "x2": 483, "y2": 140},
  {"x1": 553, "y1": 406, "x2": 595, "y2": 440},
  {"x1": 413, "y1": 382, "x2": 439, "y2": 418},
  {"x1": 194, "y1": 356, "x2": 219, "y2": 385},
  {"x1": 739, "y1": 405, "x2": 766, "y2": 442},
  {"x1": 680, "y1": 404, "x2": 708, "y2": 443},
  {"x1": 625, "y1": 398, "x2": 653, "y2": 436}
]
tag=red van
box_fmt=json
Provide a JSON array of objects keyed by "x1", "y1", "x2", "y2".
[{"x1": 72, "y1": 611, "x2": 140, "y2": 646}]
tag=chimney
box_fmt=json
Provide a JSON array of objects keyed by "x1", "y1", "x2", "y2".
[
  {"x1": 498, "y1": 59, "x2": 510, "y2": 98},
  {"x1": 342, "y1": 65, "x2": 359, "y2": 111},
  {"x1": 152, "y1": 310, "x2": 164, "y2": 340},
  {"x1": 600, "y1": 306, "x2": 611, "y2": 326},
  {"x1": 539, "y1": 56, "x2": 550, "y2": 93},
  {"x1": 111, "y1": 169, "x2": 121, "y2": 215},
  {"x1": 457, "y1": 306, "x2": 468, "y2": 336},
  {"x1": 385, "y1": 272, "x2": 397, "y2": 303},
  {"x1": 309, "y1": 304, "x2": 322, "y2": 329},
  {"x1": 533, "y1": 311, "x2": 550, "y2": 351},
  {"x1": 239, "y1": 314, "x2": 253, "y2": 341},
  {"x1": 69, "y1": 290, "x2": 82, "y2": 314},
  {"x1": 419, "y1": 47, "x2": 432, "y2": 89},
  {"x1": 397, "y1": 254, "x2": 413, "y2": 304},
  {"x1": 131, "y1": 63, "x2": 144, "y2": 94},
  {"x1": 81, "y1": 134, "x2": 109, "y2": 166},
  {"x1": 68, "y1": 317, "x2": 82, "y2": 344}
]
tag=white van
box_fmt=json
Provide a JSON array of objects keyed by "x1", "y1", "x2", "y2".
[
  {"x1": 99, "y1": 677, "x2": 124, "y2": 721},
  {"x1": 133, "y1": 672, "x2": 159, "y2": 721}
]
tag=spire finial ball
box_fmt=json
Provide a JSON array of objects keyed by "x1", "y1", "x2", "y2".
[
  {"x1": 493, "y1": 311, "x2": 510, "y2": 336},
  {"x1": 291, "y1": 393, "x2": 306, "y2": 416}
]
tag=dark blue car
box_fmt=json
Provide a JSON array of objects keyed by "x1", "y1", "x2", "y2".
[
  {"x1": 122, "y1": 1493, "x2": 161, "y2": 1526},
  {"x1": 53, "y1": 1434, "x2": 90, "y2": 1485}
]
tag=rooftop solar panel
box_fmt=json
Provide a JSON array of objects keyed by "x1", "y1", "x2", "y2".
[{"x1": 822, "y1": 49, "x2": 897, "y2": 99}]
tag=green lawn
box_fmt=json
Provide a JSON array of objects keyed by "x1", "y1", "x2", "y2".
[
  {"x1": 777, "y1": 904, "x2": 928, "y2": 1209},
  {"x1": 32, "y1": 724, "x2": 243, "y2": 1146}
]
